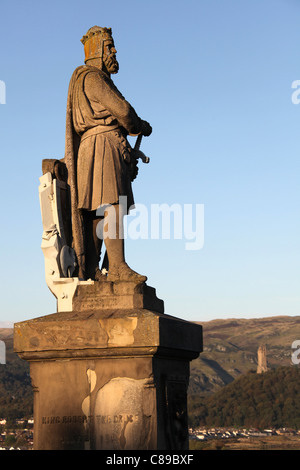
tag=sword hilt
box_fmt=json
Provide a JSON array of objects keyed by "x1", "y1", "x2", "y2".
[{"x1": 134, "y1": 134, "x2": 150, "y2": 164}]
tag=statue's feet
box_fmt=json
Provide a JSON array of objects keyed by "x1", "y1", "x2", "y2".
[{"x1": 107, "y1": 262, "x2": 147, "y2": 283}]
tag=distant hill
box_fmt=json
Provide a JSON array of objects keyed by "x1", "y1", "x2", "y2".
[
  {"x1": 189, "y1": 315, "x2": 300, "y2": 395},
  {"x1": 0, "y1": 329, "x2": 32, "y2": 419},
  {"x1": 188, "y1": 366, "x2": 300, "y2": 430}
]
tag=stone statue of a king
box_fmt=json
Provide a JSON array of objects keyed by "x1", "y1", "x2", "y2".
[{"x1": 65, "y1": 26, "x2": 152, "y2": 282}]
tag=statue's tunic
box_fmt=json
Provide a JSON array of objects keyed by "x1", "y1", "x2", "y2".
[{"x1": 70, "y1": 65, "x2": 143, "y2": 211}]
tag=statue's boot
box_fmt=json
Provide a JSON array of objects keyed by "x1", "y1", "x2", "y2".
[
  {"x1": 107, "y1": 262, "x2": 147, "y2": 283},
  {"x1": 94, "y1": 267, "x2": 106, "y2": 281}
]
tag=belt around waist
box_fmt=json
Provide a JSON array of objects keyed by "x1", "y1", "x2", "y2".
[{"x1": 80, "y1": 124, "x2": 120, "y2": 142}]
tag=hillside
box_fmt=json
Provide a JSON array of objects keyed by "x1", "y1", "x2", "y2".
[
  {"x1": 0, "y1": 329, "x2": 33, "y2": 419},
  {"x1": 189, "y1": 315, "x2": 300, "y2": 395},
  {"x1": 188, "y1": 366, "x2": 300, "y2": 429}
]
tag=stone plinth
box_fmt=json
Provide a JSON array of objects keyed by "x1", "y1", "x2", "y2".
[
  {"x1": 14, "y1": 282, "x2": 202, "y2": 450},
  {"x1": 72, "y1": 279, "x2": 165, "y2": 313}
]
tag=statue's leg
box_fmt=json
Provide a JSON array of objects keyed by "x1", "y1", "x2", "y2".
[
  {"x1": 103, "y1": 203, "x2": 147, "y2": 283},
  {"x1": 83, "y1": 210, "x2": 103, "y2": 280}
]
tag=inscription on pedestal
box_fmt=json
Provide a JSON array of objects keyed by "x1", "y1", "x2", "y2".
[
  {"x1": 41, "y1": 414, "x2": 140, "y2": 425},
  {"x1": 42, "y1": 415, "x2": 87, "y2": 425}
]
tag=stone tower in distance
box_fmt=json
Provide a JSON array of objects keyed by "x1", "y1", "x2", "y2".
[{"x1": 257, "y1": 344, "x2": 268, "y2": 374}]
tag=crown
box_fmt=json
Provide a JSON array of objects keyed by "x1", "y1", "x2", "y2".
[
  {"x1": 81, "y1": 26, "x2": 113, "y2": 45},
  {"x1": 81, "y1": 26, "x2": 113, "y2": 63}
]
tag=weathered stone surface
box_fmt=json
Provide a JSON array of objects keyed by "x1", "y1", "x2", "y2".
[{"x1": 93, "y1": 377, "x2": 154, "y2": 449}]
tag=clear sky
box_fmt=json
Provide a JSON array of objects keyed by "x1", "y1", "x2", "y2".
[{"x1": 0, "y1": 0, "x2": 299, "y2": 324}]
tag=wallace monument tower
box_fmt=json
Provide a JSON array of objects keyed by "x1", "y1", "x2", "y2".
[{"x1": 14, "y1": 27, "x2": 203, "y2": 450}]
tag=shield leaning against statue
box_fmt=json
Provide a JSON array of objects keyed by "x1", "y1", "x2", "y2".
[{"x1": 39, "y1": 158, "x2": 76, "y2": 286}]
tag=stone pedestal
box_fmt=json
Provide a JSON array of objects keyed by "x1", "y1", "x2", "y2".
[{"x1": 14, "y1": 281, "x2": 202, "y2": 450}]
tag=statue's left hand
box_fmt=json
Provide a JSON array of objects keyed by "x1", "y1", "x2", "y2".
[{"x1": 141, "y1": 120, "x2": 152, "y2": 137}]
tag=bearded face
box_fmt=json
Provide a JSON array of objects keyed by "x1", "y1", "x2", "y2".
[{"x1": 103, "y1": 40, "x2": 119, "y2": 74}]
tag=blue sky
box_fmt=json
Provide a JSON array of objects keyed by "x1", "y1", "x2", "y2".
[{"x1": 0, "y1": 0, "x2": 299, "y2": 324}]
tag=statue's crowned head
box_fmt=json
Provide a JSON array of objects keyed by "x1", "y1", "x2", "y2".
[{"x1": 81, "y1": 26, "x2": 119, "y2": 74}]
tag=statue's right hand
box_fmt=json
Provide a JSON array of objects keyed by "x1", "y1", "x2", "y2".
[{"x1": 141, "y1": 120, "x2": 152, "y2": 137}]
